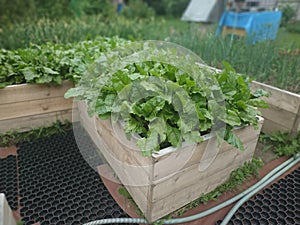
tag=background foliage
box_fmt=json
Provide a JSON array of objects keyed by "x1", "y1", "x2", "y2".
[{"x1": 0, "y1": 0, "x2": 299, "y2": 93}]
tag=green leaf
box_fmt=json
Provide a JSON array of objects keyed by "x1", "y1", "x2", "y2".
[
  {"x1": 223, "y1": 109, "x2": 242, "y2": 127},
  {"x1": 124, "y1": 116, "x2": 148, "y2": 138},
  {"x1": 136, "y1": 117, "x2": 167, "y2": 156},
  {"x1": 183, "y1": 131, "x2": 203, "y2": 144},
  {"x1": 222, "y1": 61, "x2": 236, "y2": 73},
  {"x1": 43, "y1": 67, "x2": 59, "y2": 75},
  {"x1": 53, "y1": 76, "x2": 62, "y2": 85},
  {"x1": 253, "y1": 89, "x2": 269, "y2": 98},
  {"x1": 111, "y1": 70, "x2": 131, "y2": 92},
  {"x1": 133, "y1": 96, "x2": 165, "y2": 121},
  {"x1": 248, "y1": 98, "x2": 269, "y2": 108},
  {"x1": 166, "y1": 124, "x2": 181, "y2": 147},
  {"x1": 95, "y1": 94, "x2": 116, "y2": 116},
  {"x1": 225, "y1": 129, "x2": 245, "y2": 151},
  {"x1": 137, "y1": 133, "x2": 159, "y2": 157},
  {"x1": 128, "y1": 73, "x2": 145, "y2": 80},
  {"x1": 64, "y1": 87, "x2": 85, "y2": 99},
  {"x1": 22, "y1": 67, "x2": 38, "y2": 82}
]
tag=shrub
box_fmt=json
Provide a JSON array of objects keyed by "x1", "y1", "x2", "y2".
[
  {"x1": 122, "y1": 0, "x2": 155, "y2": 19},
  {"x1": 280, "y1": 4, "x2": 296, "y2": 27}
]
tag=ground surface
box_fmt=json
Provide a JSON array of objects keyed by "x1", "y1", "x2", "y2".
[{"x1": 0, "y1": 129, "x2": 299, "y2": 225}]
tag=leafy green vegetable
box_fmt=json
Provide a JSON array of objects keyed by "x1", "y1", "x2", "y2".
[
  {"x1": 0, "y1": 36, "x2": 128, "y2": 87},
  {"x1": 65, "y1": 43, "x2": 268, "y2": 155}
]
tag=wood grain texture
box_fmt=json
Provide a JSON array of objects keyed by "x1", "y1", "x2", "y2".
[
  {"x1": 251, "y1": 81, "x2": 300, "y2": 134},
  {"x1": 251, "y1": 81, "x2": 300, "y2": 114},
  {"x1": 0, "y1": 82, "x2": 75, "y2": 133},
  {"x1": 0, "y1": 109, "x2": 74, "y2": 133},
  {"x1": 0, "y1": 96, "x2": 73, "y2": 120},
  {"x1": 0, "y1": 81, "x2": 74, "y2": 105},
  {"x1": 77, "y1": 101, "x2": 153, "y2": 214}
]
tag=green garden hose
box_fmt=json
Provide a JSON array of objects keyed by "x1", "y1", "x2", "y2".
[
  {"x1": 83, "y1": 155, "x2": 299, "y2": 225},
  {"x1": 220, "y1": 154, "x2": 300, "y2": 225}
]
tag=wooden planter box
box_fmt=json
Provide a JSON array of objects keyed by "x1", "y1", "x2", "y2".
[
  {"x1": 251, "y1": 81, "x2": 300, "y2": 136},
  {"x1": 0, "y1": 81, "x2": 75, "y2": 133},
  {"x1": 78, "y1": 101, "x2": 264, "y2": 222}
]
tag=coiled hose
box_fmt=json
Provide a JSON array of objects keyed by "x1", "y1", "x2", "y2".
[{"x1": 83, "y1": 155, "x2": 300, "y2": 225}]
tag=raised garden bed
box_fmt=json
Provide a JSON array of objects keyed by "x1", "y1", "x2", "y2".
[
  {"x1": 0, "y1": 81, "x2": 75, "y2": 133},
  {"x1": 251, "y1": 81, "x2": 300, "y2": 136},
  {"x1": 77, "y1": 101, "x2": 264, "y2": 222}
]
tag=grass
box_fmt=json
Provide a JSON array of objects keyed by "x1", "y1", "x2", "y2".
[{"x1": 276, "y1": 27, "x2": 300, "y2": 48}]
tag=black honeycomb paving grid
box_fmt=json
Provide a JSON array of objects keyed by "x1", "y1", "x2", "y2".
[
  {"x1": 217, "y1": 166, "x2": 300, "y2": 225},
  {"x1": 17, "y1": 129, "x2": 135, "y2": 225},
  {"x1": 0, "y1": 155, "x2": 18, "y2": 210}
]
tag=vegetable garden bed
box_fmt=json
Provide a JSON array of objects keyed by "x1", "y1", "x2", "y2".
[{"x1": 77, "y1": 101, "x2": 264, "y2": 222}]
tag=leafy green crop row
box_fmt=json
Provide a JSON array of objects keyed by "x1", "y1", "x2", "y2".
[{"x1": 0, "y1": 36, "x2": 128, "y2": 88}]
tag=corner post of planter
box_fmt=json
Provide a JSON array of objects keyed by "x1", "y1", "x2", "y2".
[{"x1": 289, "y1": 104, "x2": 300, "y2": 138}]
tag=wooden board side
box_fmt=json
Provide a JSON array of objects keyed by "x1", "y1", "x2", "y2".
[
  {"x1": 0, "y1": 109, "x2": 75, "y2": 133},
  {"x1": 0, "y1": 96, "x2": 73, "y2": 120},
  {"x1": 251, "y1": 81, "x2": 300, "y2": 114},
  {"x1": 0, "y1": 81, "x2": 74, "y2": 105},
  {"x1": 153, "y1": 120, "x2": 262, "y2": 181},
  {"x1": 149, "y1": 152, "x2": 254, "y2": 222},
  {"x1": 77, "y1": 101, "x2": 153, "y2": 211},
  {"x1": 151, "y1": 138, "x2": 257, "y2": 202}
]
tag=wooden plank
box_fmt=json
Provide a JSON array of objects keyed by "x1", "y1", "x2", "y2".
[
  {"x1": 78, "y1": 100, "x2": 153, "y2": 217},
  {"x1": 0, "y1": 81, "x2": 74, "y2": 105},
  {"x1": 86, "y1": 122, "x2": 151, "y2": 213},
  {"x1": 261, "y1": 118, "x2": 291, "y2": 135},
  {"x1": 0, "y1": 96, "x2": 73, "y2": 120},
  {"x1": 0, "y1": 109, "x2": 74, "y2": 133},
  {"x1": 78, "y1": 101, "x2": 152, "y2": 168},
  {"x1": 153, "y1": 118, "x2": 262, "y2": 181},
  {"x1": 259, "y1": 105, "x2": 296, "y2": 130},
  {"x1": 150, "y1": 154, "x2": 253, "y2": 221},
  {"x1": 151, "y1": 139, "x2": 256, "y2": 202},
  {"x1": 251, "y1": 81, "x2": 300, "y2": 114},
  {"x1": 78, "y1": 100, "x2": 153, "y2": 183},
  {"x1": 251, "y1": 81, "x2": 300, "y2": 134}
]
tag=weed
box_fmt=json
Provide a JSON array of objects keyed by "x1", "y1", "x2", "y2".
[{"x1": 260, "y1": 131, "x2": 300, "y2": 157}]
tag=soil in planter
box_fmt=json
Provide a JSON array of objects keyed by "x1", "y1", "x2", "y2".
[{"x1": 16, "y1": 129, "x2": 136, "y2": 225}]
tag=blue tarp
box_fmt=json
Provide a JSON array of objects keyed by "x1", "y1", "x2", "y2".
[{"x1": 216, "y1": 11, "x2": 282, "y2": 43}]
